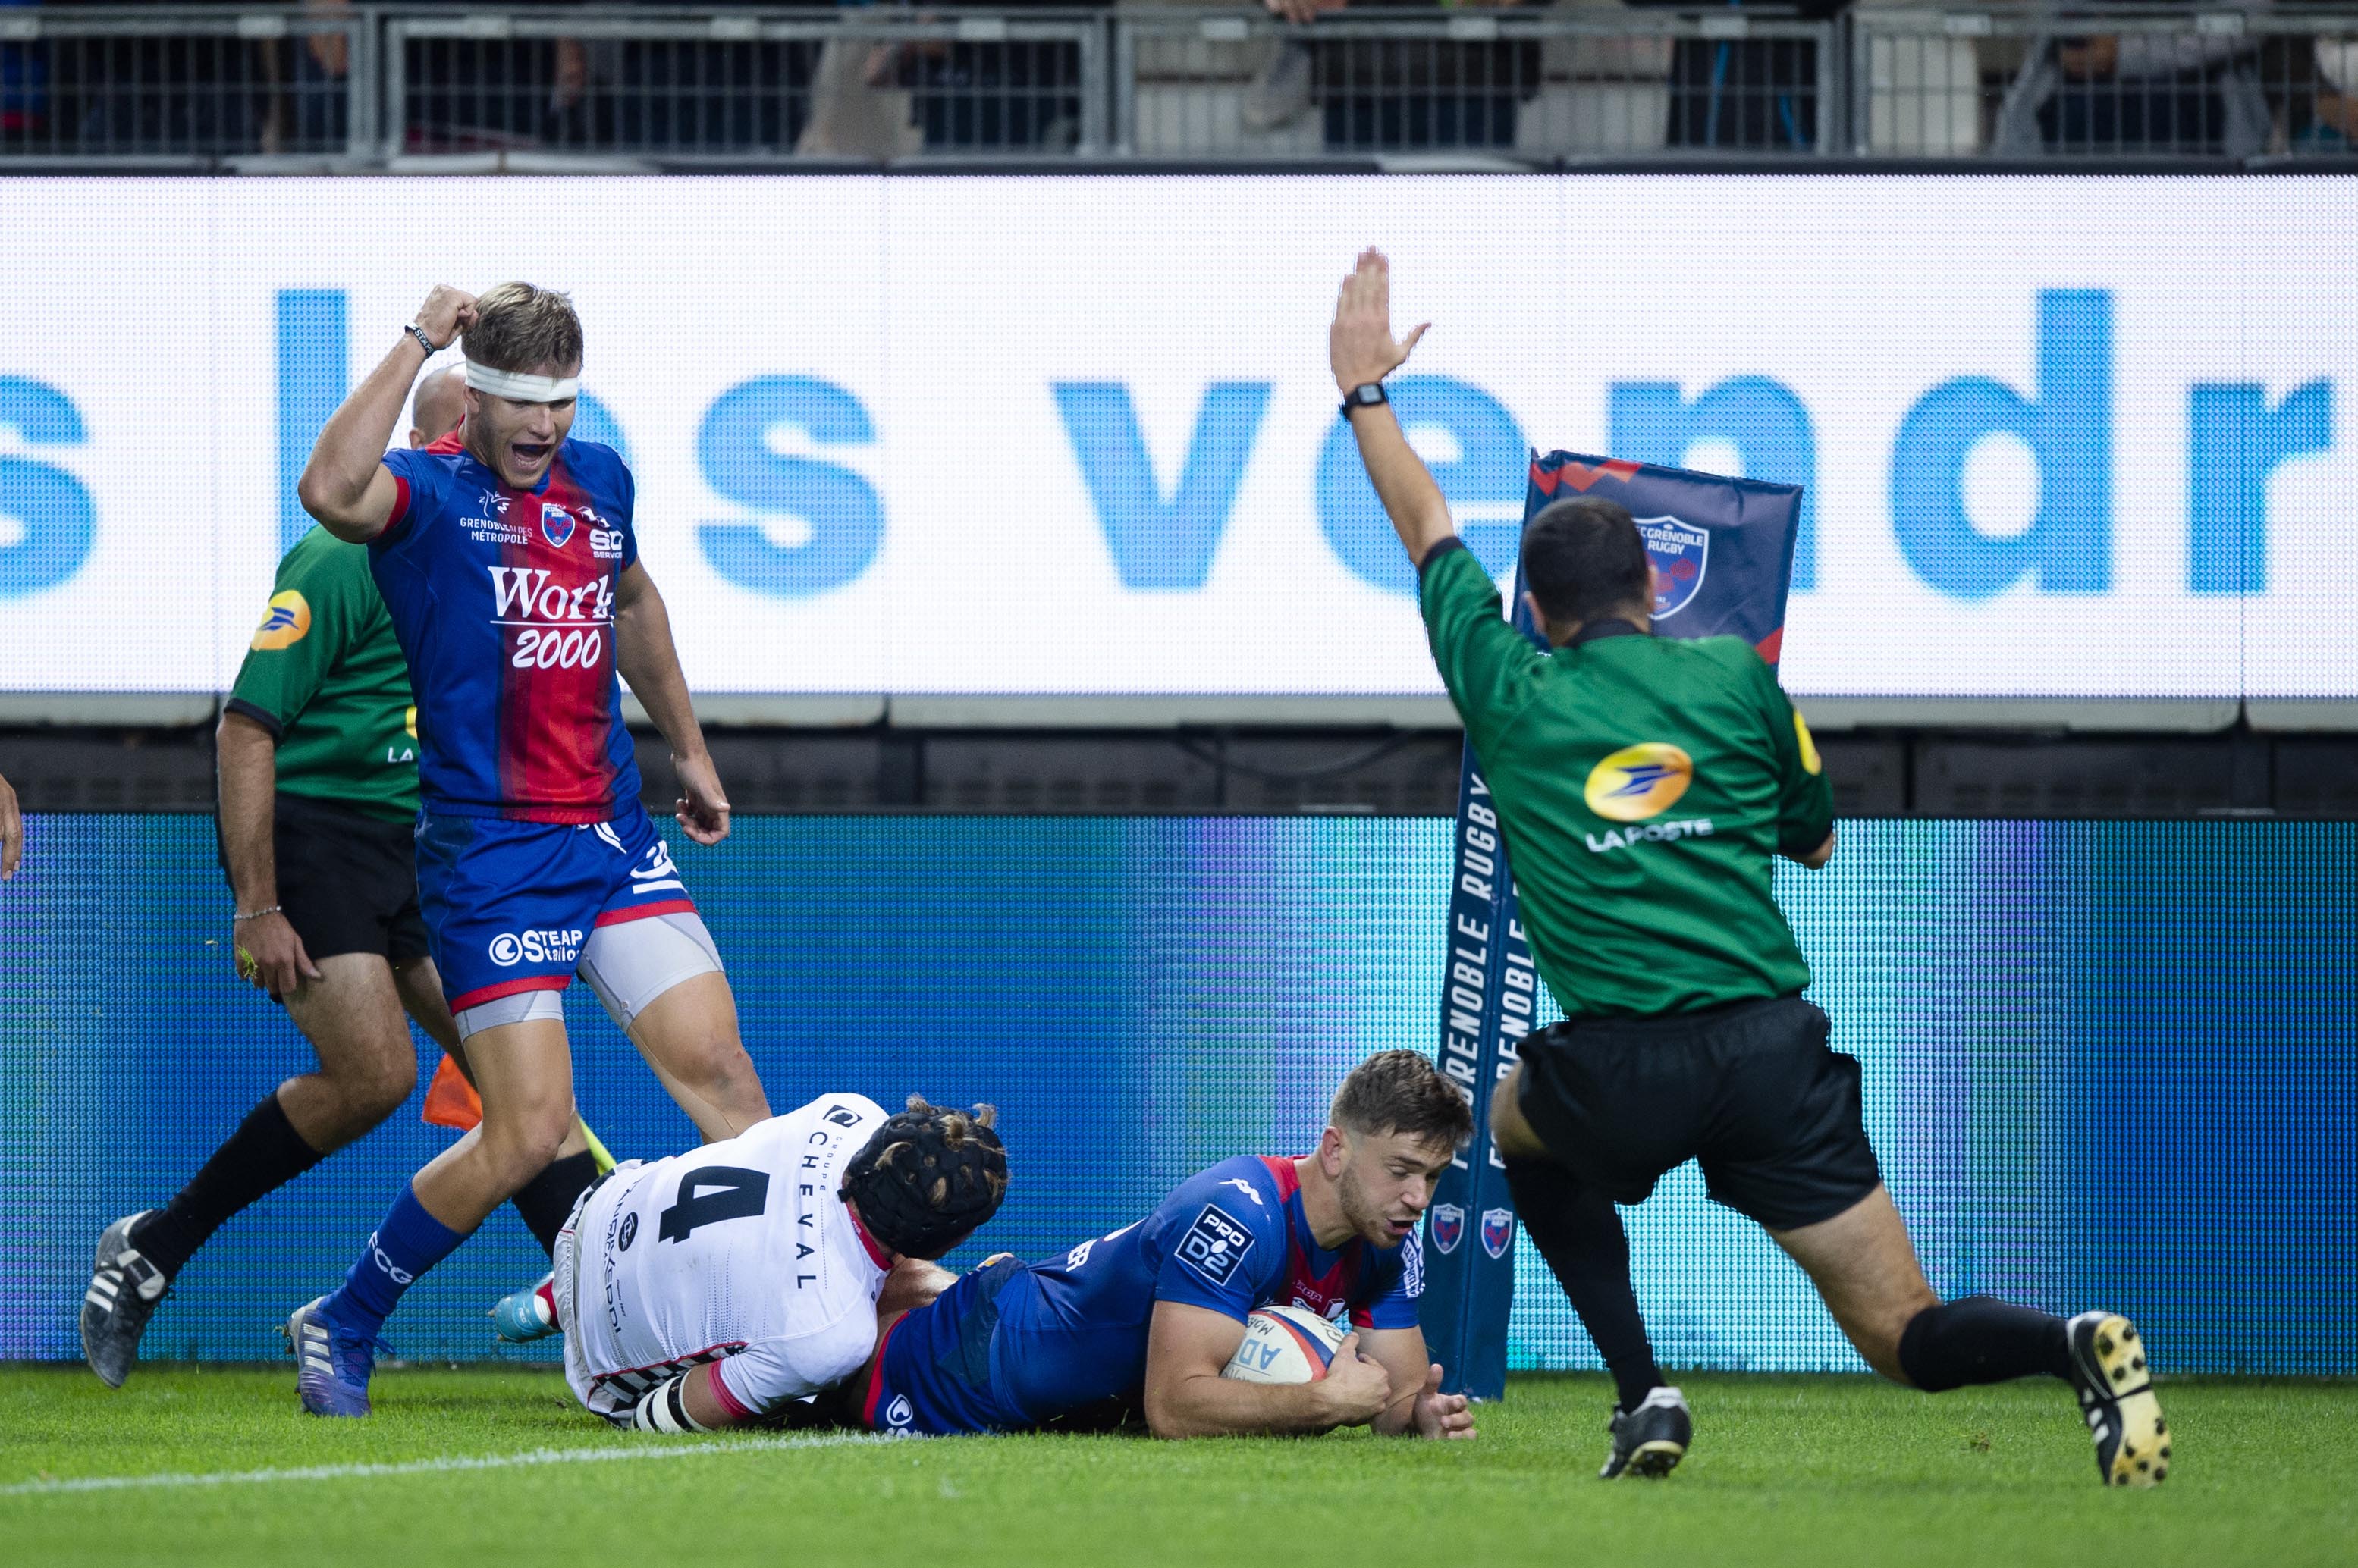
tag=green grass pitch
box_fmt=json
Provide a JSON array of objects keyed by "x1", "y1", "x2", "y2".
[{"x1": 3, "y1": 1366, "x2": 2351, "y2": 1567}]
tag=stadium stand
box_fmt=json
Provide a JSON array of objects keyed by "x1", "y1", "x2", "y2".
[
  {"x1": 2, "y1": 5, "x2": 2352, "y2": 814},
  {"x1": 2, "y1": 4, "x2": 2356, "y2": 165}
]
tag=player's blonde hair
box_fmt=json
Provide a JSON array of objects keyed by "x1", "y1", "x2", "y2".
[{"x1": 463, "y1": 282, "x2": 583, "y2": 375}]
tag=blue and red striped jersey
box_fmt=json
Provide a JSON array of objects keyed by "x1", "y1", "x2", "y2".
[
  {"x1": 369, "y1": 434, "x2": 644, "y2": 823},
  {"x1": 987, "y1": 1153, "x2": 1420, "y2": 1419}
]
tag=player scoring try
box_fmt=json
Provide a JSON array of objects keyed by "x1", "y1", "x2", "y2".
[
  {"x1": 849, "y1": 1051, "x2": 1477, "y2": 1441},
  {"x1": 284, "y1": 282, "x2": 773, "y2": 1417}
]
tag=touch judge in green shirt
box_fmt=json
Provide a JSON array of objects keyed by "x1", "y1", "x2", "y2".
[{"x1": 1328, "y1": 248, "x2": 2167, "y2": 1491}]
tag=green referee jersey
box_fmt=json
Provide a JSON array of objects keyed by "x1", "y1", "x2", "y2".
[
  {"x1": 1419, "y1": 539, "x2": 1834, "y2": 1021},
  {"x1": 224, "y1": 525, "x2": 419, "y2": 824}
]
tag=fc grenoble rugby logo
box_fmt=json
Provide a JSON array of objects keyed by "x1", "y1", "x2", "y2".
[
  {"x1": 541, "y1": 501, "x2": 576, "y2": 549},
  {"x1": 1430, "y1": 1203, "x2": 1465, "y2": 1255},
  {"x1": 1480, "y1": 1207, "x2": 1515, "y2": 1260},
  {"x1": 1637, "y1": 516, "x2": 1709, "y2": 619}
]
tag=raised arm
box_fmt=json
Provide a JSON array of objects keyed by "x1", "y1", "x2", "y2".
[
  {"x1": 1140, "y1": 1302, "x2": 1392, "y2": 1439},
  {"x1": 613, "y1": 561, "x2": 730, "y2": 846},
  {"x1": 1330, "y1": 248, "x2": 1453, "y2": 567},
  {"x1": 297, "y1": 286, "x2": 475, "y2": 542}
]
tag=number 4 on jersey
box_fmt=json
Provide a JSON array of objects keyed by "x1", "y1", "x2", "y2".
[{"x1": 658, "y1": 1166, "x2": 770, "y2": 1242}]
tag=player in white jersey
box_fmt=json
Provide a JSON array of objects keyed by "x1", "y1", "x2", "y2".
[{"x1": 554, "y1": 1093, "x2": 1006, "y2": 1432}]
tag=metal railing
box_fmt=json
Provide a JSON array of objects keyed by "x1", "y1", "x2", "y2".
[
  {"x1": 0, "y1": 5, "x2": 371, "y2": 160},
  {"x1": 1122, "y1": 8, "x2": 1837, "y2": 158},
  {"x1": 1853, "y1": 6, "x2": 2358, "y2": 157},
  {"x1": 1, "y1": 5, "x2": 2354, "y2": 166},
  {"x1": 385, "y1": 8, "x2": 1109, "y2": 158}
]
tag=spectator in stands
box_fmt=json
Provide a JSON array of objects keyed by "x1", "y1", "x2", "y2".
[
  {"x1": 799, "y1": 14, "x2": 923, "y2": 159},
  {"x1": 1261, "y1": 0, "x2": 1541, "y2": 153},
  {"x1": 1628, "y1": 0, "x2": 1842, "y2": 152},
  {"x1": 1992, "y1": 0, "x2": 2274, "y2": 156},
  {"x1": 2260, "y1": 30, "x2": 2356, "y2": 150}
]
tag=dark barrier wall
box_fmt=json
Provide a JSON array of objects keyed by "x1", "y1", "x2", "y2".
[{"x1": 2, "y1": 817, "x2": 2350, "y2": 1372}]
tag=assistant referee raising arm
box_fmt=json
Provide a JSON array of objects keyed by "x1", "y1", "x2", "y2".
[{"x1": 1331, "y1": 249, "x2": 2168, "y2": 1490}]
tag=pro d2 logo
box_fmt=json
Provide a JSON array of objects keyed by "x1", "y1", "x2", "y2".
[
  {"x1": 1637, "y1": 516, "x2": 1709, "y2": 619},
  {"x1": 1176, "y1": 1205, "x2": 1254, "y2": 1287}
]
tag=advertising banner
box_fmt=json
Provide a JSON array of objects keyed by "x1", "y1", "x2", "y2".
[{"x1": 0, "y1": 175, "x2": 2352, "y2": 709}]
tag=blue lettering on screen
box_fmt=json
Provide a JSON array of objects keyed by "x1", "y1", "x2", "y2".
[
  {"x1": 1053, "y1": 381, "x2": 1270, "y2": 590},
  {"x1": 60, "y1": 281, "x2": 2344, "y2": 616},
  {"x1": 695, "y1": 375, "x2": 883, "y2": 600},
  {"x1": 0, "y1": 375, "x2": 94, "y2": 600},
  {"x1": 276, "y1": 288, "x2": 347, "y2": 555},
  {"x1": 2186, "y1": 379, "x2": 2332, "y2": 596},
  {"x1": 1609, "y1": 376, "x2": 1819, "y2": 592},
  {"x1": 569, "y1": 393, "x2": 632, "y2": 469},
  {"x1": 1889, "y1": 289, "x2": 2112, "y2": 600},
  {"x1": 1316, "y1": 375, "x2": 1528, "y2": 597}
]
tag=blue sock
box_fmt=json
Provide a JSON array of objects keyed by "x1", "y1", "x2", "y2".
[{"x1": 328, "y1": 1184, "x2": 471, "y2": 1337}]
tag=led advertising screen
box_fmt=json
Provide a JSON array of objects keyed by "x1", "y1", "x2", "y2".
[
  {"x1": 4, "y1": 814, "x2": 2349, "y2": 1373},
  {"x1": 0, "y1": 175, "x2": 2353, "y2": 711}
]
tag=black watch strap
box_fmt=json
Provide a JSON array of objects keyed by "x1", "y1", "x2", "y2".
[{"x1": 1340, "y1": 382, "x2": 1388, "y2": 416}]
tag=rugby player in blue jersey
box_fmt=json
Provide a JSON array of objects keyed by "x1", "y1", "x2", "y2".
[
  {"x1": 849, "y1": 1051, "x2": 1479, "y2": 1441},
  {"x1": 281, "y1": 282, "x2": 772, "y2": 1416}
]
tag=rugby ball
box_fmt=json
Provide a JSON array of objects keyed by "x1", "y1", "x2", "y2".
[{"x1": 1220, "y1": 1305, "x2": 1349, "y2": 1385}]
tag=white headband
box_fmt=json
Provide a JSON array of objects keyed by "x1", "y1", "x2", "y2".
[{"x1": 464, "y1": 359, "x2": 580, "y2": 403}]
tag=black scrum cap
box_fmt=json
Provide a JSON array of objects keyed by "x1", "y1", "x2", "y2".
[{"x1": 839, "y1": 1098, "x2": 1008, "y2": 1260}]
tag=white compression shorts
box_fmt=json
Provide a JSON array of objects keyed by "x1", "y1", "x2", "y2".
[{"x1": 454, "y1": 911, "x2": 724, "y2": 1039}]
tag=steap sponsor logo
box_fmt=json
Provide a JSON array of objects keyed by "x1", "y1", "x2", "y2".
[{"x1": 488, "y1": 928, "x2": 586, "y2": 966}]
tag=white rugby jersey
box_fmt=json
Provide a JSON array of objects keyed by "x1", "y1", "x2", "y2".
[{"x1": 562, "y1": 1093, "x2": 893, "y2": 1420}]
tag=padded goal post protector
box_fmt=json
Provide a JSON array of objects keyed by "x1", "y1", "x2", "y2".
[{"x1": 1421, "y1": 452, "x2": 1804, "y2": 1401}]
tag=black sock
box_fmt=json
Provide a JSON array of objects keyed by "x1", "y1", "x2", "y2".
[
  {"x1": 130, "y1": 1093, "x2": 325, "y2": 1278},
  {"x1": 510, "y1": 1150, "x2": 600, "y2": 1259},
  {"x1": 1897, "y1": 1296, "x2": 2073, "y2": 1391},
  {"x1": 1503, "y1": 1159, "x2": 1663, "y2": 1412}
]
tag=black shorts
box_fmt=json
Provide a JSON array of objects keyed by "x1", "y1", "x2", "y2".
[
  {"x1": 1513, "y1": 996, "x2": 1881, "y2": 1231},
  {"x1": 224, "y1": 793, "x2": 429, "y2": 967}
]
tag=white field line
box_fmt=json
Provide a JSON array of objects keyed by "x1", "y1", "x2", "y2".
[{"x1": 2, "y1": 1431, "x2": 889, "y2": 1498}]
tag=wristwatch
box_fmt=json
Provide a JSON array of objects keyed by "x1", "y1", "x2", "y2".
[
  {"x1": 404, "y1": 323, "x2": 438, "y2": 357},
  {"x1": 1340, "y1": 382, "x2": 1388, "y2": 416}
]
